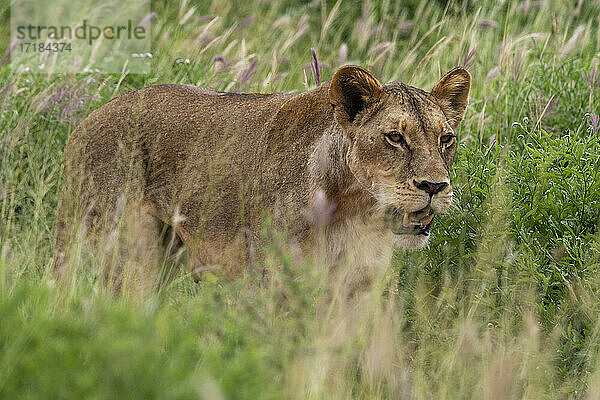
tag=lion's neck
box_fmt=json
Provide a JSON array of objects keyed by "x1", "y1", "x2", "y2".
[{"x1": 308, "y1": 125, "x2": 376, "y2": 223}]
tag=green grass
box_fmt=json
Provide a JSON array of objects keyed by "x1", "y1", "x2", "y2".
[{"x1": 1, "y1": 0, "x2": 600, "y2": 398}]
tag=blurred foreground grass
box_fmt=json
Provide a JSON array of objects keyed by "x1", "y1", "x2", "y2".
[{"x1": 1, "y1": 0, "x2": 600, "y2": 398}]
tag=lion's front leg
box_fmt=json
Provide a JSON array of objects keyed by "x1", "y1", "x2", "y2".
[{"x1": 101, "y1": 205, "x2": 165, "y2": 299}]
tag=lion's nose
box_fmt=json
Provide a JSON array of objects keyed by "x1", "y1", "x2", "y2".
[{"x1": 414, "y1": 180, "x2": 448, "y2": 195}]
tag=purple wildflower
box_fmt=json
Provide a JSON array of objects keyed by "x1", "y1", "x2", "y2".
[
  {"x1": 528, "y1": 94, "x2": 562, "y2": 131},
  {"x1": 458, "y1": 48, "x2": 476, "y2": 70},
  {"x1": 238, "y1": 16, "x2": 254, "y2": 30},
  {"x1": 338, "y1": 44, "x2": 348, "y2": 66},
  {"x1": 138, "y1": 12, "x2": 157, "y2": 26},
  {"x1": 519, "y1": 1, "x2": 544, "y2": 14},
  {"x1": 512, "y1": 50, "x2": 523, "y2": 81},
  {"x1": 35, "y1": 75, "x2": 98, "y2": 124},
  {"x1": 399, "y1": 21, "x2": 413, "y2": 36},
  {"x1": 582, "y1": 66, "x2": 599, "y2": 90},
  {"x1": 0, "y1": 83, "x2": 14, "y2": 96},
  {"x1": 488, "y1": 133, "x2": 496, "y2": 149},
  {"x1": 237, "y1": 59, "x2": 257, "y2": 90},
  {"x1": 213, "y1": 55, "x2": 235, "y2": 68},
  {"x1": 272, "y1": 72, "x2": 287, "y2": 82},
  {"x1": 311, "y1": 48, "x2": 321, "y2": 86},
  {"x1": 199, "y1": 34, "x2": 215, "y2": 46},
  {"x1": 587, "y1": 113, "x2": 600, "y2": 133},
  {"x1": 2, "y1": 40, "x2": 20, "y2": 66},
  {"x1": 485, "y1": 66, "x2": 500, "y2": 82},
  {"x1": 478, "y1": 20, "x2": 498, "y2": 28},
  {"x1": 198, "y1": 15, "x2": 216, "y2": 22}
]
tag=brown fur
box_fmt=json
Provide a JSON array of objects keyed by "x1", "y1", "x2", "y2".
[{"x1": 53, "y1": 66, "x2": 470, "y2": 295}]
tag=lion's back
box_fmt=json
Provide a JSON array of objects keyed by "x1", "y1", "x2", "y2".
[{"x1": 59, "y1": 84, "x2": 297, "y2": 240}]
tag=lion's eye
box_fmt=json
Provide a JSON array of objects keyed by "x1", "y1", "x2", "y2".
[
  {"x1": 440, "y1": 134, "x2": 455, "y2": 145},
  {"x1": 385, "y1": 131, "x2": 407, "y2": 147}
]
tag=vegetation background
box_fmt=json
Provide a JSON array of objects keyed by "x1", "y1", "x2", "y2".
[{"x1": 1, "y1": 0, "x2": 600, "y2": 398}]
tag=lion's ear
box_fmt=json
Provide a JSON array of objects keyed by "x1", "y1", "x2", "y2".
[
  {"x1": 329, "y1": 65, "x2": 383, "y2": 130},
  {"x1": 431, "y1": 67, "x2": 471, "y2": 129}
]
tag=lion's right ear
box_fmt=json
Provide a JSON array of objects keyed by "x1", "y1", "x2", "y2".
[{"x1": 329, "y1": 66, "x2": 383, "y2": 130}]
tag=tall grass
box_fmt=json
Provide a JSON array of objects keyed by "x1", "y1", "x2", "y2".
[{"x1": 1, "y1": 0, "x2": 600, "y2": 398}]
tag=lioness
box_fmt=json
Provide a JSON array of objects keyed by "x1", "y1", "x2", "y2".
[{"x1": 53, "y1": 65, "x2": 470, "y2": 295}]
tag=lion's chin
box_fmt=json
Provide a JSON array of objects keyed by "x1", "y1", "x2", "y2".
[
  {"x1": 389, "y1": 216, "x2": 433, "y2": 249},
  {"x1": 392, "y1": 232, "x2": 430, "y2": 249}
]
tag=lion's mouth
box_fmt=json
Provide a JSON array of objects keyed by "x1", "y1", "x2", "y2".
[
  {"x1": 384, "y1": 205, "x2": 435, "y2": 236},
  {"x1": 401, "y1": 205, "x2": 434, "y2": 228}
]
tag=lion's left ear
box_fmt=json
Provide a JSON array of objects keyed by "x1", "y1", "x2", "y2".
[{"x1": 431, "y1": 67, "x2": 471, "y2": 129}]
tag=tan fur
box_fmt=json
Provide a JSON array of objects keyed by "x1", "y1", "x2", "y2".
[{"x1": 53, "y1": 66, "x2": 471, "y2": 294}]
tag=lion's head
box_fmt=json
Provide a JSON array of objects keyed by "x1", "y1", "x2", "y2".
[{"x1": 329, "y1": 65, "x2": 471, "y2": 248}]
